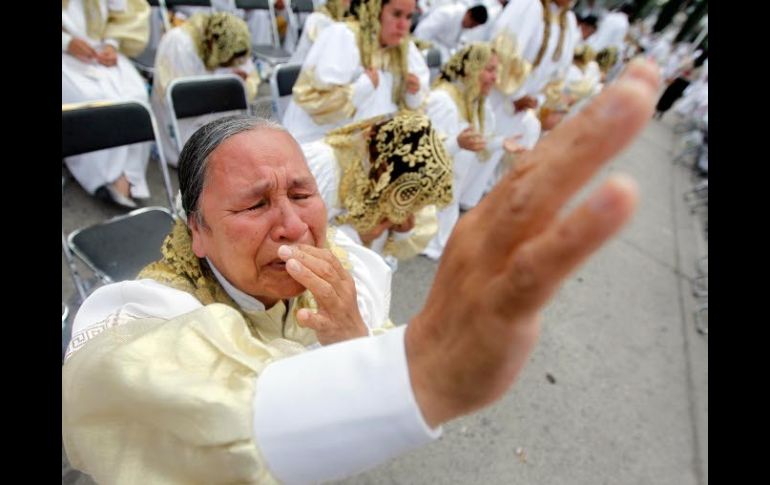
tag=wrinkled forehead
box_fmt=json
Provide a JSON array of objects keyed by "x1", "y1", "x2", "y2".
[{"x1": 206, "y1": 128, "x2": 311, "y2": 186}]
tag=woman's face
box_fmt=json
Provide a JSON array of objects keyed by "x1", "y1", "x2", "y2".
[
  {"x1": 478, "y1": 54, "x2": 499, "y2": 96},
  {"x1": 379, "y1": 0, "x2": 416, "y2": 47}
]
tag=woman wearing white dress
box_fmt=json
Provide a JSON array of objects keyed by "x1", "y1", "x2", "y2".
[
  {"x1": 302, "y1": 112, "x2": 453, "y2": 269},
  {"x1": 62, "y1": 0, "x2": 151, "y2": 208},
  {"x1": 563, "y1": 43, "x2": 602, "y2": 117},
  {"x1": 151, "y1": 12, "x2": 261, "y2": 167},
  {"x1": 487, "y1": 0, "x2": 579, "y2": 152},
  {"x1": 283, "y1": 0, "x2": 430, "y2": 143},
  {"x1": 289, "y1": 0, "x2": 351, "y2": 66},
  {"x1": 421, "y1": 42, "x2": 523, "y2": 260}
]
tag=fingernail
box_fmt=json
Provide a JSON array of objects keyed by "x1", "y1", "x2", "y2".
[
  {"x1": 622, "y1": 57, "x2": 659, "y2": 90},
  {"x1": 590, "y1": 175, "x2": 637, "y2": 213},
  {"x1": 278, "y1": 245, "x2": 292, "y2": 259},
  {"x1": 599, "y1": 77, "x2": 651, "y2": 119},
  {"x1": 287, "y1": 259, "x2": 301, "y2": 272},
  {"x1": 589, "y1": 184, "x2": 619, "y2": 213}
]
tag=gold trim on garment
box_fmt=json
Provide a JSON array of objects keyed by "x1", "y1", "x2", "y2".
[
  {"x1": 326, "y1": 112, "x2": 453, "y2": 235},
  {"x1": 138, "y1": 221, "x2": 351, "y2": 346},
  {"x1": 383, "y1": 205, "x2": 438, "y2": 259},
  {"x1": 292, "y1": 67, "x2": 357, "y2": 125}
]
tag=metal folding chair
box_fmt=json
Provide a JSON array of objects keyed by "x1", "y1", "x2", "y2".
[
  {"x1": 269, "y1": 63, "x2": 301, "y2": 120},
  {"x1": 62, "y1": 100, "x2": 177, "y2": 294},
  {"x1": 166, "y1": 73, "x2": 250, "y2": 153},
  {"x1": 236, "y1": 0, "x2": 292, "y2": 69}
]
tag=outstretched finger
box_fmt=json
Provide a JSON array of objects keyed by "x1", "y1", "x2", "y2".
[
  {"x1": 481, "y1": 58, "x2": 659, "y2": 256},
  {"x1": 488, "y1": 174, "x2": 639, "y2": 315}
]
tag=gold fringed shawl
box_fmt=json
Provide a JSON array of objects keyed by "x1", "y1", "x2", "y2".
[{"x1": 138, "y1": 220, "x2": 352, "y2": 347}]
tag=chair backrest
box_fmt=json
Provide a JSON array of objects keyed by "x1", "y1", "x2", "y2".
[
  {"x1": 165, "y1": 0, "x2": 212, "y2": 6},
  {"x1": 269, "y1": 63, "x2": 302, "y2": 120},
  {"x1": 236, "y1": 0, "x2": 282, "y2": 49},
  {"x1": 68, "y1": 207, "x2": 176, "y2": 283},
  {"x1": 291, "y1": 0, "x2": 315, "y2": 36},
  {"x1": 292, "y1": 0, "x2": 314, "y2": 13},
  {"x1": 62, "y1": 100, "x2": 177, "y2": 289},
  {"x1": 425, "y1": 47, "x2": 442, "y2": 83},
  {"x1": 129, "y1": 3, "x2": 168, "y2": 81},
  {"x1": 166, "y1": 74, "x2": 249, "y2": 152},
  {"x1": 425, "y1": 47, "x2": 441, "y2": 68},
  {"x1": 235, "y1": 0, "x2": 271, "y2": 9}
]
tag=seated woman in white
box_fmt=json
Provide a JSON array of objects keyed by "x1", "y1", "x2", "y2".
[
  {"x1": 421, "y1": 42, "x2": 524, "y2": 260},
  {"x1": 151, "y1": 12, "x2": 261, "y2": 167},
  {"x1": 564, "y1": 44, "x2": 603, "y2": 117},
  {"x1": 303, "y1": 111, "x2": 453, "y2": 270},
  {"x1": 62, "y1": 0, "x2": 152, "y2": 209},
  {"x1": 289, "y1": 0, "x2": 351, "y2": 66},
  {"x1": 283, "y1": 0, "x2": 430, "y2": 143}
]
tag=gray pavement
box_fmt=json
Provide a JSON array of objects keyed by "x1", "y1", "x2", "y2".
[{"x1": 62, "y1": 109, "x2": 708, "y2": 484}]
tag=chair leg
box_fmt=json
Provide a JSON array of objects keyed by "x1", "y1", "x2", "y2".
[
  {"x1": 62, "y1": 303, "x2": 69, "y2": 330},
  {"x1": 63, "y1": 232, "x2": 89, "y2": 303}
]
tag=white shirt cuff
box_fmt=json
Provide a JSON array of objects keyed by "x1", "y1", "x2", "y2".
[{"x1": 252, "y1": 325, "x2": 441, "y2": 483}]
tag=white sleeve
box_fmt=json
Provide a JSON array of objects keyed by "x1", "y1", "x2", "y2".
[
  {"x1": 492, "y1": 0, "x2": 541, "y2": 61},
  {"x1": 405, "y1": 41, "x2": 431, "y2": 109},
  {"x1": 306, "y1": 23, "x2": 378, "y2": 109},
  {"x1": 70, "y1": 279, "x2": 204, "y2": 336},
  {"x1": 302, "y1": 140, "x2": 340, "y2": 214},
  {"x1": 413, "y1": 8, "x2": 447, "y2": 45},
  {"x1": 253, "y1": 325, "x2": 441, "y2": 483},
  {"x1": 351, "y1": 72, "x2": 377, "y2": 108},
  {"x1": 424, "y1": 90, "x2": 465, "y2": 156},
  {"x1": 153, "y1": 28, "x2": 208, "y2": 98},
  {"x1": 307, "y1": 23, "x2": 364, "y2": 85}
]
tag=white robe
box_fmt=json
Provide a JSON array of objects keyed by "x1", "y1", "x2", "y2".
[
  {"x1": 460, "y1": 0, "x2": 503, "y2": 43},
  {"x1": 244, "y1": 4, "x2": 300, "y2": 53},
  {"x1": 413, "y1": 3, "x2": 467, "y2": 63},
  {"x1": 282, "y1": 22, "x2": 430, "y2": 143},
  {"x1": 62, "y1": 0, "x2": 152, "y2": 198},
  {"x1": 150, "y1": 26, "x2": 258, "y2": 167},
  {"x1": 288, "y1": 11, "x2": 336, "y2": 66},
  {"x1": 418, "y1": 0, "x2": 464, "y2": 15},
  {"x1": 488, "y1": 0, "x2": 578, "y2": 142},
  {"x1": 564, "y1": 59, "x2": 602, "y2": 117},
  {"x1": 586, "y1": 11, "x2": 629, "y2": 53},
  {"x1": 63, "y1": 228, "x2": 440, "y2": 484},
  {"x1": 421, "y1": 88, "x2": 502, "y2": 259}
]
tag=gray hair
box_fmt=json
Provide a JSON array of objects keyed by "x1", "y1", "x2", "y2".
[{"x1": 177, "y1": 115, "x2": 287, "y2": 225}]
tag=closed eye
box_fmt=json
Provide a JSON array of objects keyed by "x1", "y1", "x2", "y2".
[
  {"x1": 290, "y1": 193, "x2": 313, "y2": 201},
  {"x1": 247, "y1": 199, "x2": 268, "y2": 210}
]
